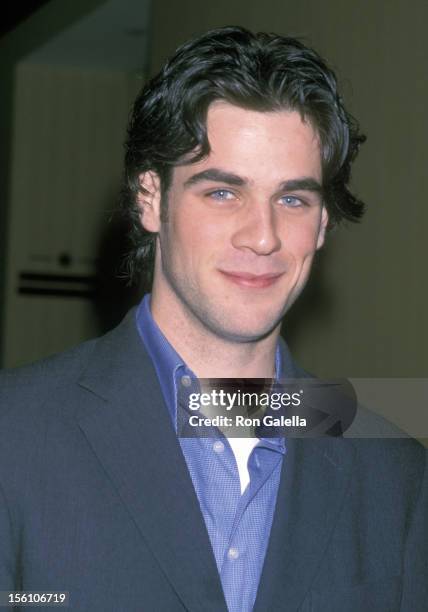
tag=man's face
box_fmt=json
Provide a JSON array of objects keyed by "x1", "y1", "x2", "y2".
[{"x1": 140, "y1": 102, "x2": 328, "y2": 343}]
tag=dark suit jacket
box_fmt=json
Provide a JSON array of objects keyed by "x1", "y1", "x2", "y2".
[{"x1": 0, "y1": 309, "x2": 427, "y2": 611}]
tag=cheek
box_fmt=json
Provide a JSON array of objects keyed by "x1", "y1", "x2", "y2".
[
  {"x1": 162, "y1": 215, "x2": 216, "y2": 274},
  {"x1": 173, "y1": 209, "x2": 225, "y2": 259},
  {"x1": 283, "y1": 222, "x2": 322, "y2": 260}
]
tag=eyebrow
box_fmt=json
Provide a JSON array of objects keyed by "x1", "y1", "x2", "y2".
[
  {"x1": 183, "y1": 167, "x2": 323, "y2": 194},
  {"x1": 278, "y1": 177, "x2": 323, "y2": 194},
  {"x1": 183, "y1": 168, "x2": 246, "y2": 188}
]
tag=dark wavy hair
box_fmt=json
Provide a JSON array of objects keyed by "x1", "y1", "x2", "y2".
[{"x1": 122, "y1": 25, "x2": 366, "y2": 285}]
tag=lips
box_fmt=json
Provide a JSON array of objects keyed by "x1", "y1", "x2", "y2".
[{"x1": 219, "y1": 270, "x2": 284, "y2": 289}]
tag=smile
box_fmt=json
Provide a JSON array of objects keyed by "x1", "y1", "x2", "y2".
[{"x1": 219, "y1": 270, "x2": 284, "y2": 289}]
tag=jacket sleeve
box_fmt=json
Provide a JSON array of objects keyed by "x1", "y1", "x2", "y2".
[
  {"x1": 0, "y1": 479, "x2": 17, "y2": 589},
  {"x1": 400, "y1": 448, "x2": 428, "y2": 611}
]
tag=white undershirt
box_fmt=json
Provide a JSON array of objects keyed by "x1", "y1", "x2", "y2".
[{"x1": 227, "y1": 437, "x2": 260, "y2": 494}]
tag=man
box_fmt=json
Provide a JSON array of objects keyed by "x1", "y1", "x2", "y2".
[{"x1": 0, "y1": 26, "x2": 427, "y2": 612}]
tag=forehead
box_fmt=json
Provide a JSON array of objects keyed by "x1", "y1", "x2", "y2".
[{"x1": 176, "y1": 101, "x2": 322, "y2": 186}]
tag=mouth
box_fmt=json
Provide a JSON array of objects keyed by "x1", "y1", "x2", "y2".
[{"x1": 218, "y1": 270, "x2": 284, "y2": 289}]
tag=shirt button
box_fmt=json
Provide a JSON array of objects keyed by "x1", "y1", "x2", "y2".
[
  {"x1": 181, "y1": 375, "x2": 191, "y2": 387},
  {"x1": 227, "y1": 547, "x2": 240, "y2": 560},
  {"x1": 213, "y1": 441, "x2": 225, "y2": 453}
]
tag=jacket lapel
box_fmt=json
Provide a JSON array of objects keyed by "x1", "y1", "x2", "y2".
[
  {"x1": 76, "y1": 309, "x2": 228, "y2": 612},
  {"x1": 253, "y1": 339, "x2": 355, "y2": 611},
  {"x1": 253, "y1": 436, "x2": 355, "y2": 611}
]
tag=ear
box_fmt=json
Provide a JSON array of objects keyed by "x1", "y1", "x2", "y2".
[
  {"x1": 136, "y1": 171, "x2": 162, "y2": 233},
  {"x1": 316, "y1": 205, "x2": 329, "y2": 250}
]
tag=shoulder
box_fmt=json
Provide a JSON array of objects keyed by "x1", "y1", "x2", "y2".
[
  {"x1": 281, "y1": 346, "x2": 428, "y2": 482},
  {"x1": 0, "y1": 337, "x2": 104, "y2": 499},
  {"x1": 347, "y1": 435, "x2": 426, "y2": 481},
  {"x1": 0, "y1": 308, "x2": 149, "y2": 489},
  {"x1": 0, "y1": 337, "x2": 99, "y2": 422},
  {"x1": 345, "y1": 392, "x2": 427, "y2": 481},
  {"x1": 343, "y1": 405, "x2": 427, "y2": 506},
  {"x1": 0, "y1": 307, "x2": 150, "y2": 428}
]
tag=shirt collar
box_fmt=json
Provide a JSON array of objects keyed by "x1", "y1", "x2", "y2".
[
  {"x1": 136, "y1": 294, "x2": 285, "y2": 450},
  {"x1": 136, "y1": 294, "x2": 189, "y2": 426}
]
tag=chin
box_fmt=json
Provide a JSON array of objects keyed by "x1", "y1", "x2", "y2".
[{"x1": 206, "y1": 310, "x2": 283, "y2": 344}]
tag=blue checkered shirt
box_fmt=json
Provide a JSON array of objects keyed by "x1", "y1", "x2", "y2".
[{"x1": 136, "y1": 295, "x2": 286, "y2": 612}]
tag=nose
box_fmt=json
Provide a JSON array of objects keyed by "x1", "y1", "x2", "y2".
[{"x1": 231, "y1": 201, "x2": 281, "y2": 255}]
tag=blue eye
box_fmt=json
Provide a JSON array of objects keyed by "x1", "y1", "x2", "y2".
[
  {"x1": 280, "y1": 195, "x2": 302, "y2": 207},
  {"x1": 208, "y1": 189, "x2": 235, "y2": 201}
]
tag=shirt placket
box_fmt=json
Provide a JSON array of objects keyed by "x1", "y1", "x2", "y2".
[{"x1": 221, "y1": 442, "x2": 284, "y2": 565}]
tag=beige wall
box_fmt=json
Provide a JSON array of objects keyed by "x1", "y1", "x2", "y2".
[
  {"x1": 149, "y1": 0, "x2": 428, "y2": 378},
  {"x1": 3, "y1": 62, "x2": 141, "y2": 367},
  {"x1": 0, "y1": 0, "x2": 107, "y2": 364}
]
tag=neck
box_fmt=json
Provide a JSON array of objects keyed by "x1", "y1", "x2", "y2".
[{"x1": 149, "y1": 293, "x2": 280, "y2": 380}]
